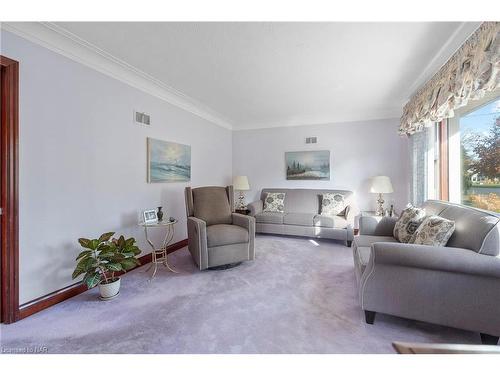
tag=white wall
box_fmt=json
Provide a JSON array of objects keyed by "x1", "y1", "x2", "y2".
[
  {"x1": 1, "y1": 31, "x2": 232, "y2": 304},
  {"x1": 233, "y1": 120, "x2": 410, "y2": 216}
]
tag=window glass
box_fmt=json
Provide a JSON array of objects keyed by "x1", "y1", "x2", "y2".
[{"x1": 459, "y1": 98, "x2": 500, "y2": 212}]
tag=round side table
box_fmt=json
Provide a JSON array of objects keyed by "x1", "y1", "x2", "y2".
[{"x1": 139, "y1": 219, "x2": 179, "y2": 279}]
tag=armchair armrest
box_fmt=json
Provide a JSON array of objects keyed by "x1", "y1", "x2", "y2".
[
  {"x1": 371, "y1": 242, "x2": 500, "y2": 279},
  {"x1": 359, "y1": 216, "x2": 397, "y2": 236},
  {"x1": 232, "y1": 213, "x2": 256, "y2": 232},
  {"x1": 248, "y1": 200, "x2": 263, "y2": 216},
  {"x1": 187, "y1": 216, "x2": 208, "y2": 270},
  {"x1": 232, "y1": 213, "x2": 256, "y2": 260}
]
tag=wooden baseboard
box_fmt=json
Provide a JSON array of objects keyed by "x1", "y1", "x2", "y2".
[{"x1": 18, "y1": 239, "x2": 188, "y2": 321}]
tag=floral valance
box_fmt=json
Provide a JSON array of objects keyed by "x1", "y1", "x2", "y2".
[{"x1": 399, "y1": 22, "x2": 500, "y2": 135}]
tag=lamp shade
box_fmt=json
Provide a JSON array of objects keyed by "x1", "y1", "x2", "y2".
[
  {"x1": 370, "y1": 176, "x2": 394, "y2": 193},
  {"x1": 233, "y1": 176, "x2": 250, "y2": 191}
]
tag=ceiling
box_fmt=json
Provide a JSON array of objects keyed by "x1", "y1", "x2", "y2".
[{"x1": 50, "y1": 22, "x2": 478, "y2": 130}]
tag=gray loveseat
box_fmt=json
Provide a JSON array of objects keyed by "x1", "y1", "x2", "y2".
[
  {"x1": 248, "y1": 188, "x2": 356, "y2": 246},
  {"x1": 353, "y1": 200, "x2": 500, "y2": 344}
]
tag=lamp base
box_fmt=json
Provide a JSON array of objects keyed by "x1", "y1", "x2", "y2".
[
  {"x1": 237, "y1": 191, "x2": 246, "y2": 210},
  {"x1": 375, "y1": 193, "x2": 385, "y2": 216}
]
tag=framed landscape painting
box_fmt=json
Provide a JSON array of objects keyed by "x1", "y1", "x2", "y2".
[
  {"x1": 147, "y1": 138, "x2": 191, "y2": 182},
  {"x1": 285, "y1": 150, "x2": 330, "y2": 180}
]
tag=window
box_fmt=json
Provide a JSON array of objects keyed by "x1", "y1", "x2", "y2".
[
  {"x1": 410, "y1": 91, "x2": 499, "y2": 213},
  {"x1": 425, "y1": 121, "x2": 446, "y2": 201},
  {"x1": 448, "y1": 93, "x2": 500, "y2": 213}
]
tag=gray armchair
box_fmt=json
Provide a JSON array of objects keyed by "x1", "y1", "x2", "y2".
[{"x1": 185, "y1": 185, "x2": 256, "y2": 270}]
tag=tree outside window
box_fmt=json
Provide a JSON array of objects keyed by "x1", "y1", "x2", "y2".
[{"x1": 460, "y1": 99, "x2": 500, "y2": 213}]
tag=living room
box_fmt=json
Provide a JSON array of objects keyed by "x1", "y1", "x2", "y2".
[{"x1": 1, "y1": 0, "x2": 499, "y2": 372}]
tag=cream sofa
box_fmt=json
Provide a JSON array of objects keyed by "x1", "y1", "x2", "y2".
[{"x1": 248, "y1": 188, "x2": 356, "y2": 246}]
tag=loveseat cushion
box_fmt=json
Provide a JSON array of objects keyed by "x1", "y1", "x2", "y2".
[
  {"x1": 393, "y1": 205, "x2": 426, "y2": 243},
  {"x1": 255, "y1": 212, "x2": 285, "y2": 224},
  {"x1": 353, "y1": 235, "x2": 398, "y2": 248},
  {"x1": 207, "y1": 224, "x2": 249, "y2": 247},
  {"x1": 353, "y1": 235, "x2": 399, "y2": 278},
  {"x1": 438, "y1": 204, "x2": 500, "y2": 254},
  {"x1": 313, "y1": 214, "x2": 348, "y2": 229},
  {"x1": 354, "y1": 246, "x2": 371, "y2": 275},
  {"x1": 283, "y1": 213, "x2": 314, "y2": 226},
  {"x1": 409, "y1": 215, "x2": 455, "y2": 246}
]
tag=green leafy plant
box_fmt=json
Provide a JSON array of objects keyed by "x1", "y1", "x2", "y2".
[{"x1": 72, "y1": 232, "x2": 142, "y2": 289}]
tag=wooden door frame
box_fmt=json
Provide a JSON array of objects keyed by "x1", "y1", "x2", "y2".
[{"x1": 1, "y1": 55, "x2": 20, "y2": 323}]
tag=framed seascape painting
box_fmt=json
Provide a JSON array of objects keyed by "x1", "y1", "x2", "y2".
[
  {"x1": 285, "y1": 150, "x2": 330, "y2": 180},
  {"x1": 147, "y1": 138, "x2": 191, "y2": 182}
]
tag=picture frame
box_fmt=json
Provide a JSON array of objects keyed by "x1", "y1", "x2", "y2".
[
  {"x1": 147, "y1": 137, "x2": 191, "y2": 183},
  {"x1": 143, "y1": 209, "x2": 158, "y2": 224},
  {"x1": 285, "y1": 150, "x2": 330, "y2": 180}
]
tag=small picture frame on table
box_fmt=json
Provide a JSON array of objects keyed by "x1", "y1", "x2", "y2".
[{"x1": 143, "y1": 209, "x2": 158, "y2": 224}]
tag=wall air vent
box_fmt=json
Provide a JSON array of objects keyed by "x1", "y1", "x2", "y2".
[
  {"x1": 134, "y1": 110, "x2": 151, "y2": 126},
  {"x1": 305, "y1": 137, "x2": 317, "y2": 144}
]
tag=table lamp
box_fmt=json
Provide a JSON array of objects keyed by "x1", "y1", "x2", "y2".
[
  {"x1": 233, "y1": 176, "x2": 250, "y2": 210},
  {"x1": 370, "y1": 175, "x2": 393, "y2": 216}
]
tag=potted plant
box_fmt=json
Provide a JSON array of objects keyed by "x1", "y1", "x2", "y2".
[{"x1": 72, "y1": 232, "x2": 141, "y2": 300}]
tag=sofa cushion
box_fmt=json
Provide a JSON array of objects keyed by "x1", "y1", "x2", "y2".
[
  {"x1": 260, "y1": 188, "x2": 354, "y2": 214},
  {"x1": 354, "y1": 235, "x2": 398, "y2": 248},
  {"x1": 192, "y1": 187, "x2": 232, "y2": 226},
  {"x1": 283, "y1": 213, "x2": 315, "y2": 226},
  {"x1": 438, "y1": 204, "x2": 500, "y2": 254},
  {"x1": 421, "y1": 200, "x2": 450, "y2": 216},
  {"x1": 409, "y1": 215, "x2": 455, "y2": 246},
  {"x1": 393, "y1": 204, "x2": 426, "y2": 243},
  {"x1": 353, "y1": 235, "x2": 398, "y2": 278},
  {"x1": 255, "y1": 212, "x2": 285, "y2": 224},
  {"x1": 206, "y1": 224, "x2": 249, "y2": 247},
  {"x1": 313, "y1": 215, "x2": 348, "y2": 229},
  {"x1": 263, "y1": 192, "x2": 286, "y2": 213},
  {"x1": 320, "y1": 193, "x2": 347, "y2": 216}
]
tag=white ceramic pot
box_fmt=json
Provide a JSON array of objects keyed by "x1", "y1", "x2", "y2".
[{"x1": 99, "y1": 278, "x2": 120, "y2": 300}]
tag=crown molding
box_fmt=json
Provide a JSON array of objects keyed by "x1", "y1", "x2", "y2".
[
  {"x1": 403, "y1": 21, "x2": 483, "y2": 101},
  {"x1": 1, "y1": 22, "x2": 233, "y2": 130},
  {"x1": 235, "y1": 108, "x2": 402, "y2": 131}
]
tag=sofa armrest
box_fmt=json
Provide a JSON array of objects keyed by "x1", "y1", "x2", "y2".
[
  {"x1": 359, "y1": 216, "x2": 397, "y2": 236},
  {"x1": 248, "y1": 200, "x2": 263, "y2": 216},
  {"x1": 187, "y1": 216, "x2": 208, "y2": 270},
  {"x1": 371, "y1": 242, "x2": 500, "y2": 279},
  {"x1": 344, "y1": 205, "x2": 356, "y2": 227}
]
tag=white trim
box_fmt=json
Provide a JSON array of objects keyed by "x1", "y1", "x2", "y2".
[
  {"x1": 235, "y1": 112, "x2": 402, "y2": 131},
  {"x1": 1, "y1": 22, "x2": 234, "y2": 130},
  {"x1": 403, "y1": 22, "x2": 483, "y2": 102}
]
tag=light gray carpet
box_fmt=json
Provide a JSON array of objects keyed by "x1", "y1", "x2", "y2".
[{"x1": 0, "y1": 235, "x2": 479, "y2": 353}]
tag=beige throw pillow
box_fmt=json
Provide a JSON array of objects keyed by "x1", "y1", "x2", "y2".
[
  {"x1": 263, "y1": 192, "x2": 286, "y2": 213},
  {"x1": 409, "y1": 216, "x2": 455, "y2": 246},
  {"x1": 321, "y1": 193, "x2": 346, "y2": 216},
  {"x1": 393, "y1": 204, "x2": 426, "y2": 243}
]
